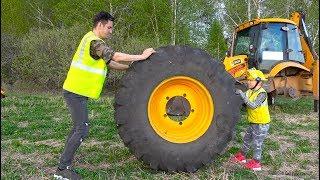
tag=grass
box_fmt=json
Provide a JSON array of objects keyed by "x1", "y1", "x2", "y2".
[{"x1": 1, "y1": 92, "x2": 319, "y2": 179}]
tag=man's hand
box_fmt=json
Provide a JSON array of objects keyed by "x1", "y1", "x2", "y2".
[{"x1": 142, "y1": 48, "x2": 156, "y2": 59}]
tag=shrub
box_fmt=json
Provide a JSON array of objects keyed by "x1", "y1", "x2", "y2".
[
  {"x1": 13, "y1": 24, "x2": 87, "y2": 90},
  {"x1": 1, "y1": 33, "x2": 20, "y2": 86},
  {"x1": 12, "y1": 24, "x2": 161, "y2": 91}
]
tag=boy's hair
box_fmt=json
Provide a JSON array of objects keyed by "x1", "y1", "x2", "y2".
[{"x1": 93, "y1": 11, "x2": 115, "y2": 28}]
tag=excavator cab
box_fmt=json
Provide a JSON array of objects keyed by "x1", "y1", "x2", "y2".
[{"x1": 233, "y1": 22, "x2": 305, "y2": 72}]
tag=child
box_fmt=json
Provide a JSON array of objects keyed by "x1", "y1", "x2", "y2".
[{"x1": 231, "y1": 68, "x2": 271, "y2": 171}]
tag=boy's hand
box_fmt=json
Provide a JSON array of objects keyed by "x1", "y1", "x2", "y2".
[{"x1": 235, "y1": 89, "x2": 243, "y2": 95}]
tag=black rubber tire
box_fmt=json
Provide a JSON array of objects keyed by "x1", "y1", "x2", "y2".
[
  {"x1": 114, "y1": 45, "x2": 242, "y2": 172},
  {"x1": 314, "y1": 100, "x2": 319, "y2": 112}
]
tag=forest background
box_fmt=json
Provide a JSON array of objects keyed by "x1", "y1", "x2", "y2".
[{"x1": 1, "y1": 0, "x2": 319, "y2": 92}]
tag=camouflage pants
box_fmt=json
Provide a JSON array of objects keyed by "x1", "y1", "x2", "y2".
[{"x1": 241, "y1": 123, "x2": 270, "y2": 161}]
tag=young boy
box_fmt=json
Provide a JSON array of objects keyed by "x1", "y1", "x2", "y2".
[{"x1": 231, "y1": 68, "x2": 271, "y2": 171}]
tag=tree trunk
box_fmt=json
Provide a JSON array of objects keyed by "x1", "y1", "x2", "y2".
[
  {"x1": 257, "y1": 0, "x2": 261, "y2": 18},
  {"x1": 313, "y1": 28, "x2": 319, "y2": 47},
  {"x1": 217, "y1": 42, "x2": 220, "y2": 60},
  {"x1": 152, "y1": 0, "x2": 160, "y2": 45},
  {"x1": 248, "y1": 0, "x2": 251, "y2": 20},
  {"x1": 171, "y1": 0, "x2": 177, "y2": 45},
  {"x1": 109, "y1": 2, "x2": 113, "y2": 14}
]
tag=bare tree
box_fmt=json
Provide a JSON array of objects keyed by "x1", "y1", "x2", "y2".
[
  {"x1": 171, "y1": 0, "x2": 177, "y2": 45},
  {"x1": 248, "y1": 0, "x2": 251, "y2": 20},
  {"x1": 151, "y1": 0, "x2": 160, "y2": 45},
  {"x1": 28, "y1": 2, "x2": 55, "y2": 27}
]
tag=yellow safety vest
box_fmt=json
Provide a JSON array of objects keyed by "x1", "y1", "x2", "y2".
[
  {"x1": 245, "y1": 88, "x2": 271, "y2": 124},
  {"x1": 63, "y1": 31, "x2": 108, "y2": 99}
]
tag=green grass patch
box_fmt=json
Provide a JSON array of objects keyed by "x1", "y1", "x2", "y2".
[
  {"x1": 271, "y1": 96, "x2": 314, "y2": 114},
  {"x1": 1, "y1": 92, "x2": 318, "y2": 179}
]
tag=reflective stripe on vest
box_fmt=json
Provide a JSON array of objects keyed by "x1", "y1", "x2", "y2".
[
  {"x1": 245, "y1": 88, "x2": 271, "y2": 124},
  {"x1": 71, "y1": 61, "x2": 107, "y2": 76},
  {"x1": 77, "y1": 34, "x2": 93, "y2": 63},
  {"x1": 72, "y1": 32, "x2": 107, "y2": 76}
]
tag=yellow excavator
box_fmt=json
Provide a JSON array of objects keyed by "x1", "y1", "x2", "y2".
[{"x1": 223, "y1": 11, "x2": 319, "y2": 111}]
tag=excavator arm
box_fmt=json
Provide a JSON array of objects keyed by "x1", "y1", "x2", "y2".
[
  {"x1": 290, "y1": 11, "x2": 319, "y2": 67},
  {"x1": 291, "y1": 11, "x2": 319, "y2": 111}
]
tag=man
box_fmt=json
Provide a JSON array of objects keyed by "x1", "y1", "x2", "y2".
[{"x1": 54, "y1": 11, "x2": 155, "y2": 180}]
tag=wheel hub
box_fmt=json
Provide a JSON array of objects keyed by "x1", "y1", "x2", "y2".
[
  {"x1": 148, "y1": 76, "x2": 214, "y2": 143},
  {"x1": 165, "y1": 96, "x2": 191, "y2": 123}
]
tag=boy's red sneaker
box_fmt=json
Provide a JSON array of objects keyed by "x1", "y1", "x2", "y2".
[
  {"x1": 230, "y1": 151, "x2": 246, "y2": 163},
  {"x1": 244, "y1": 159, "x2": 262, "y2": 171}
]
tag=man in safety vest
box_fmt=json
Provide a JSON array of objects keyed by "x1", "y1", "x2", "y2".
[
  {"x1": 54, "y1": 11, "x2": 155, "y2": 180},
  {"x1": 231, "y1": 68, "x2": 271, "y2": 171}
]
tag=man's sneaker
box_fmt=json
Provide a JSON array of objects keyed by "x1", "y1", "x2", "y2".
[
  {"x1": 244, "y1": 159, "x2": 262, "y2": 171},
  {"x1": 54, "y1": 167, "x2": 81, "y2": 180},
  {"x1": 230, "y1": 151, "x2": 246, "y2": 163}
]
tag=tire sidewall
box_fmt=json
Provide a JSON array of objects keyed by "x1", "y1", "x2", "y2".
[{"x1": 116, "y1": 46, "x2": 240, "y2": 171}]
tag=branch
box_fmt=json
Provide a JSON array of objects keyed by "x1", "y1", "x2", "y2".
[
  {"x1": 235, "y1": 11, "x2": 243, "y2": 22},
  {"x1": 252, "y1": 0, "x2": 264, "y2": 18},
  {"x1": 225, "y1": 12, "x2": 238, "y2": 26},
  {"x1": 109, "y1": 1, "x2": 113, "y2": 14},
  {"x1": 252, "y1": 0, "x2": 258, "y2": 7},
  {"x1": 152, "y1": 0, "x2": 160, "y2": 45},
  {"x1": 29, "y1": 2, "x2": 55, "y2": 27}
]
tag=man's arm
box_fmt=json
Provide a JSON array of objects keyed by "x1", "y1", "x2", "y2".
[
  {"x1": 90, "y1": 40, "x2": 115, "y2": 64},
  {"x1": 108, "y1": 60, "x2": 129, "y2": 70},
  {"x1": 112, "y1": 48, "x2": 155, "y2": 62},
  {"x1": 91, "y1": 40, "x2": 155, "y2": 65}
]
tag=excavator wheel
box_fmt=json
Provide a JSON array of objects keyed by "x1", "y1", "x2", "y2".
[
  {"x1": 114, "y1": 45, "x2": 242, "y2": 172},
  {"x1": 267, "y1": 91, "x2": 277, "y2": 106}
]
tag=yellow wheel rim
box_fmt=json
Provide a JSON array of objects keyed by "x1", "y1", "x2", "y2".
[{"x1": 148, "y1": 76, "x2": 214, "y2": 143}]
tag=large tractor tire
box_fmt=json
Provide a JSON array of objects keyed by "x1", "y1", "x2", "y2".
[{"x1": 114, "y1": 45, "x2": 242, "y2": 172}]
